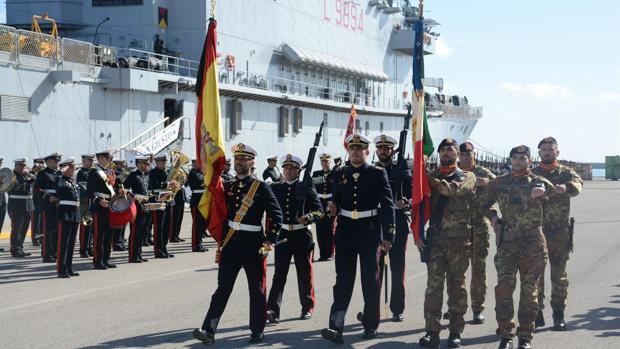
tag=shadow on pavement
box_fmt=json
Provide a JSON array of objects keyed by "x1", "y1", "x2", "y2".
[{"x1": 568, "y1": 301, "x2": 620, "y2": 338}]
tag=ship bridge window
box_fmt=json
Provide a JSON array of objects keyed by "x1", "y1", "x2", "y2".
[
  {"x1": 227, "y1": 99, "x2": 243, "y2": 135},
  {"x1": 278, "y1": 106, "x2": 289, "y2": 137},
  {"x1": 355, "y1": 119, "x2": 361, "y2": 131},
  {"x1": 293, "y1": 108, "x2": 303, "y2": 133}
]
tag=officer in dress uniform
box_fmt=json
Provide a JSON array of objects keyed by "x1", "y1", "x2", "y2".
[
  {"x1": 262, "y1": 155, "x2": 282, "y2": 183},
  {"x1": 148, "y1": 153, "x2": 177, "y2": 258},
  {"x1": 8, "y1": 158, "x2": 35, "y2": 257},
  {"x1": 34, "y1": 152, "x2": 63, "y2": 263},
  {"x1": 321, "y1": 134, "x2": 396, "y2": 343},
  {"x1": 266, "y1": 154, "x2": 323, "y2": 324},
  {"x1": 30, "y1": 157, "x2": 45, "y2": 247},
  {"x1": 112, "y1": 159, "x2": 128, "y2": 251},
  {"x1": 87, "y1": 150, "x2": 118, "y2": 270},
  {"x1": 186, "y1": 159, "x2": 207, "y2": 252},
  {"x1": 77, "y1": 154, "x2": 95, "y2": 258},
  {"x1": 124, "y1": 155, "x2": 151, "y2": 263},
  {"x1": 193, "y1": 143, "x2": 283, "y2": 345},
  {"x1": 374, "y1": 134, "x2": 413, "y2": 322},
  {"x1": 311, "y1": 153, "x2": 336, "y2": 261},
  {"x1": 55, "y1": 158, "x2": 81, "y2": 278}
]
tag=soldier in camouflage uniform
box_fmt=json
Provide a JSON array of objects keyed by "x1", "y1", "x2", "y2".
[
  {"x1": 533, "y1": 137, "x2": 582, "y2": 331},
  {"x1": 484, "y1": 145, "x2": 553, "y2": 349},
  {"x1": 415, "y1": 138, "x2": 476, "y2": 349},
  {"x1": 453, "y1": 142, "x2": 497, "y2": 325}
]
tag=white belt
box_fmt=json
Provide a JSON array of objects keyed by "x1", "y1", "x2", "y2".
[
  {"x1": 78, "y1": 181, "x2": 87, "y2": 186},
  {"x1": 192, "y1": 189, "x2": 205, "y2": 193},
  {"x1": 280, "y1": 223, "x2": 308, "y2": 231},
  {"x1": 340, "y1": 209, "x2": 378, "y2": 220},
  {"x1": 228, "y1": 220, "x2": 262, "y2": 232},
  {"x1": 59, "y1": 200, "x2": 79, "y2": 206},
  {"x1": 153, "y1": 189, "x2": 163, "y2": 193},
  {"x1": 94, "y1": 192, "x2": 110, "y2": 199},
  {"x1": 43, "y1": 189, "x2": 56, "y2": 193},
  {"x1": 9, "y1": 195, "x2": 32, "y2": 199},
  {"x1": 318, "y1": 193, "x2": 332, "y2": 199}
]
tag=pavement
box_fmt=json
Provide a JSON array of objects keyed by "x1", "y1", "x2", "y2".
[{"x1": 0, "y1": 179, "x2": 619, "y2": 348}]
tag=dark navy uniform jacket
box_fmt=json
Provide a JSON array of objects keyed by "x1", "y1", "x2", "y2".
[
  {"x1": 332, "y1": 163, "x2": 396, "y2": 247},
  {"x1": 377, "y1": 162, "x2": 413, "y2": 230},
  {"x1": 312, "y1": 169, "x2": 334, "y2": 209},
  {"x1": 34, "y1": 167, "x2": 61, "y2": 212},
  {"x1": 271, "y1": 180, "x2": 323, "y2": 251},
  {"x1": 56, "y1": 175, "x2": 81, "y2": 223},
  {"x1": 86, "y1": 164, "x2": 115, "y2": 211},
  {"x1": 8, "y1": 170, "x2": 35, "y2": 212},
  {"x1": 186, "y1": 168, "x2": 204, "y2": 208},
  {"x1": 148, "y1": 167, "x2": 169, "y2": 203},
  {"x1": 124, "y1": 169, "x2": 149, "y2": 207},
  {"x1": 262, "y1": 167, "x2": 281, "y2": 182}
]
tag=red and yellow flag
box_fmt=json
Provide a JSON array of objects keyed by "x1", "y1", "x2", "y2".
[
  {"x1": 195, "y1": 18, "x2": 226, "y2": 243},
  {"x1": 343, "y1": 104, "x2": 357, "y2": 149}
]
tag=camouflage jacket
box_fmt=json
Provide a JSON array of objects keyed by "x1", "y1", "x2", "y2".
[
  {"x1": 428, "y1": 168, "x2": 476, "y2": 239},
  {"x1": 533, "y1": 164, "x2": 582, "y2": 228},
  {"x1": 465, "y1": 165, "x2": 497, "y2": 229},
  {"x1": 484, "y1": 172, "x2": 554, "y2": 239}
]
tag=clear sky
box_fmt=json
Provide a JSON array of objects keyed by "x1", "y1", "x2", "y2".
[{"x1": 1, "y1": 1, "x2": 619, "y2": 162}]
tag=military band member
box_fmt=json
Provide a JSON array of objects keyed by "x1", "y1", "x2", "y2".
[
  {"x1": 321, "y1": 134, "x2": 395, "y2": 344},
  {"x1": 55, "y1": 158, "x2": 81, "y2": 278},
  {"x1": 459, "y1": 142, "x2": 496, "y2": 325},
  {"x1": 374, "y1": 134, "x2": 413, "y2": 322},
  {"x1": 266, "y1": 154, "x2": 323, "y2": 324},
  {"x1": 112, "y1": 159, "x2": 128, "y2": 251},
  {"x1": 124, "y1": 156, "x2": 151, "y2": 263},
  {"x1": 87, "y1": 150, "x2": 118, "y2": 269},
  {"x1": 149, "y1": 153, "x2": 177, "y2": 258},
  {"x1": 416, "y1": 138, "x2": 476, "y2": 349},
  {"x1": 333, "y1": 156, "x2": 343, "y2": 170},
  {"x1": 78, "y1": 154, "x2": 94, "y2": 257},
  {"x1": 311, "y1": 153, "x2": 336, "y2": 261},
  {"x1": 8, "y1": 158, "x2": 35, "y2": 257},
  {"x1": 533, "y1": 137, "x2": 582, "y2": 331},
  {"x1": 187, "y1": 159, "x2": 207, "y2": 252},
  {"x1": 169, "y1": 181, "x2": 186, "y2": 243},
  {"x1": 262, "y1": 155, "x2": 282, "y2": 183},
  {"x1": 193, "y1": 143, "x2": 283, "y2": 345},
  {"x1": 34, "y1": 152, "x2": 63, "y2": 263},
  {"x1": 484, "y1": 145, "x2": 553, "y2": 349},
  {"x1": 30, "y1": 157, "x2": 45, "y2": 247}
]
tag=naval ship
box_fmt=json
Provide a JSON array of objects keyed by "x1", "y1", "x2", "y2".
[{"x1": 0, "y1": 0, "x2": 482, "y2": 166}]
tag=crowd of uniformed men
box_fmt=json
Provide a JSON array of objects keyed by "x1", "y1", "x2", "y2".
[{"x1": 0, "y1": 133, "x2": 582, "y2": 349}]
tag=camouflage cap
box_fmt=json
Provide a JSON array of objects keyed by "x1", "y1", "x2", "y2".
[
  {"x1": 437, "y1": 138, "x2": 458, "y2": 151},
  {"x1": 459, "y1": 142, "x2": 474, "y2": 153},
  {"x1": 509, "y1": 145, "x2": 531, "y2": 157},
  {"x1": 537, "y1": 136, "x2": 558, "y2": 148}
]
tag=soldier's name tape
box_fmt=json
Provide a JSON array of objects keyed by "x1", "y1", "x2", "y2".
[
  {"x1": 8, "y1": 195, "x2": 33, "y2": 199},
  {"x1": 280, "y1": 223, "x2": 309, "y2": 231},
  {"x1": 228, "y1": 221, "x2": 262, "y2": 232},
  {"x1": 318, "y1": 193, "x2": 332, "y2": 199},
  {"x1": 340, "y1": 209, "x2": 378, "y2": 220}
]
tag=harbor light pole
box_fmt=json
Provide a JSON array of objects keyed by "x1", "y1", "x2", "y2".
[{"x1": 93, "y1": 17, "x2": 110, "y2": 46}]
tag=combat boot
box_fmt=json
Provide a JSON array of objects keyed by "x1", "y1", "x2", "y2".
[
  {"x1": 552, "y1": 310, "x2": 566, "y2": 331},
  {"x1": 517, "y1": 338, "x2": 531, "y2": 349},
  {"x1": 535, "y1": 310, "x2": 545, "y2": 328},
  {"x1": 497, "y1": 337, "x2": 513, "y2": 349},
  {"x1": 473, "y1": 311, "x2": 485, "y2": 324},
  {"x1": 447, "y1": 332, "x2": 461, "y2": 348},
  {"x1": 419, "y1": 331, "x2": 440, "y2": 348}
]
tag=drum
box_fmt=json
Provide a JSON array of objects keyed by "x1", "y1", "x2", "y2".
[{"x1": 109, "y1": 195, "x2": 137, "y2": 228}]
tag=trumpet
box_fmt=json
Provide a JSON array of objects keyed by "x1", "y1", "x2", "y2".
[{"x1": 81, "y1": 213, "x2": 93, "y2": 226}]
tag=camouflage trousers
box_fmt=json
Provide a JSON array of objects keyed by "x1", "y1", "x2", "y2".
[
  {"x1": 424, "y1": 237, "x2": 471, "y2": 333},
  {"x1": 538, "y1": 226, "x2": 571, "y2": 312},
  {"x1": 470, "y1": 229, "x2": 490, "y2": 313},
  {"x1": 495, "y1": 232, "x2": 547, "y2": 340}
]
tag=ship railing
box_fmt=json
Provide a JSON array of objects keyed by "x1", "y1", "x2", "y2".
[
  {"x1": 110, "y1": 47, "x2": 199, "y2": 78},
  {"x1": 61, "y1": 38, "x2": 97, "y2": 75},
  {"x1": 0, "y1": 25, "x2": 18, "y2": 64}
]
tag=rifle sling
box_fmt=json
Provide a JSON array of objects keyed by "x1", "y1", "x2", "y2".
[{"x1": 222, "y1": 179, "x2": 261, "y2": 248}]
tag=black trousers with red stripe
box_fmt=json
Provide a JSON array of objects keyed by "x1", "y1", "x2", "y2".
[
  {"x1": 378, "y1": 215, "x2": 410, "y2": 315},
  {"x1": 41, "y1": 209, "x2": 58, "y2": 260},
  {"x1": 79, "y1": 222, "x2": 93, "y2": 255},
  {"x1": 191, "y1": 207, "x2": 206, "y2": 250},
  {"x1": 128, "y1": 207, "x2": 149, "y2": 261},
  {"x1": 112, "y1": 226, "x2": 127, "y2": 248},
  {"x1": 171, "y1": 201, "x2": 184, "y2": 241},
  {"x1": 267, "y1": 237, "x2": 315, "y2": 317},
  {"x1": 201, "y1": 236, "x2": 268, "y2": 336},
  {"x1": 31, "y1": 210, "x2": 42, "y2": 245},
  {"x1": 9, "y1": 209, "x2": 31, "y2": 255},
  {"x1": 92, "y1": 207, "x2": 112, "y2": 266},
  {"x1": 315, "y1": 205, "x2": 335, "y2": 260},
  {"x1": 56, "y1": 220, "x2": 78, "y2": 275},
  {"x1": 152, "y1": 206, "x2": 171, "y2": 256}
]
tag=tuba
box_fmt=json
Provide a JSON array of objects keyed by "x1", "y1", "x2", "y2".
[
  {"x1": 164, "y1": 150, "x2": 189, "y2": 202},
  {"x1": 0, "y1": 168, "x2": 17, "y2": 193}
]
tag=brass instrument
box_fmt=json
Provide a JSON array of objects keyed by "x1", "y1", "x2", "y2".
[
  {"x1": 0, "y1": 168, "x2": 17, "y2": 193},
  {"x1": 164, "y1": 150, "x2": 190, "y2": 202},
  {"x1": 81, "y1": 213, "x2": 93, "y2": 226}
]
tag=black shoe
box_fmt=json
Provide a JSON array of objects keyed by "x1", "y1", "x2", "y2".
[
  {"x1": 392, "y1": 313, "x2": 404, "y2": 322},
  {"x1": 473, "y1": 311, "x2": 485, "y2": 324},
  {"x1": 58, "y1": 273, "x2": 70, "y2": 278},
  {"x1": 266, "y1": 310, "x2": 279, "y2": 324},
  {"x1": 300, "y1": 311, "x2": 312, "y2": 320},
  {"x1": 192, "y1": 328, "x2": 214, "y2": 346},
  {"x1": 321, "y1": 328, "x2": 344, "y2": 344},
  {"x1": 147, "y1": 239, "x2": 154, "y2": 245},
  {"x1": 552, "y1": 310, "x2": 566, "y2": 331},
  {"x1": 443, "y1": 311, "x2": 450, "y2": 320},
  {"x1": 248, "y1": 332, "x2": 264, "y2": 344},
  {"x1": 167, "y1": 253, "x2": 175, "y2": 258},
  {"x1": 20, "y1": 251, "x2": 31, "y2": 257},
  {"x1": 357, "y1": 311, "x2": 364, "y2": 323},
  {"x1": 178, "y1": 238, "x2": 186, "y2": 242},
  {"x1": 80, "y1": 253, "x2": 89, "y2": 258},
  {"x1": 447, "y1": 332, "x2": 461, "y2": 348},
  {"x1": 517, "y1": 338, "x2": 531, "y2": 349},
  {"x1": 112, "y1": 246, "x2": 126, "y2": 251},
  {"x1": 142, "y1": 242, "x2": 150, "y2": 247},
  {"x1": 361, "y1": 329, "x2": 377, "y2": 339},
  {"x1": 68, "y1": 271, "x2": 80, "y2": 277},
  {"x1": 129, "y1": 259, "x2": 142, "y2": 263},
  {"x1": 419, "y1": 331, "x2": 440, "y2": 348},
  {"x1": 498, "y1": 337, "x2": 513, "y2": 349},
  {"x1": 155, "y1": 254, "x2": 169, "y2": 259},
  {"x1": 42, "y1": 256, "x2": 55, "y2": 263},
  {"x1": 104, "y1": 263, "x2": 117, "y2": 268},
  {"x1": 140, "y1": 257, "x2": 148, "y2": 262},
  {"x1": 170, "y1": 238, "x2": 181, "y2": 243},
  {"x1": 535, "y1": 310, "x2": 545, "y2": 329},
  {"x1": 93, "y1": 263, "x2": 107, "y2": 270},
  {"x1": 193, "y1": 247, "x2": 206, "y2": 252}
]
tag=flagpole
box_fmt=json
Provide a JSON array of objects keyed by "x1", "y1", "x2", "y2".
[{"x1": 210, "y1": 0, "x2": 216, "y2": 18}]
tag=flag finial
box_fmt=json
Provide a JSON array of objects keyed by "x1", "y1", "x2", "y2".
[{"x1": 210, "y1": 0, "x2": 217, "y2": 18}]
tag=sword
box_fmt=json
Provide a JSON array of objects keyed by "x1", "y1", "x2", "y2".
[
  {"x1": 384, "y1": 253, "x2": 389, "y2": 318},
  {"x1": 258, "y1": 238, "x2": 288, "y2": 256}
]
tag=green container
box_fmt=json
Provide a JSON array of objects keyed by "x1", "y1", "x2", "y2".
[{"x1": 605, "y1": 156, "x2": 620, "y2": 180}]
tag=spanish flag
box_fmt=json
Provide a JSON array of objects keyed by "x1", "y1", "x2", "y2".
[{"x1": 195, "y1": 18, "x2": 226, "y2": 244}]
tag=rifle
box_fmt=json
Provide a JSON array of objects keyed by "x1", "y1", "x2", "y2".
[
  {"x1": 392, "y1": 104, "x2": 412, "y2": 204},
  {"x1": 296, "y1": 121, "x2": 325, "y2": 216},
  {"x1": 569, "y1": 217, "x2": 575, "y2": 252}
]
